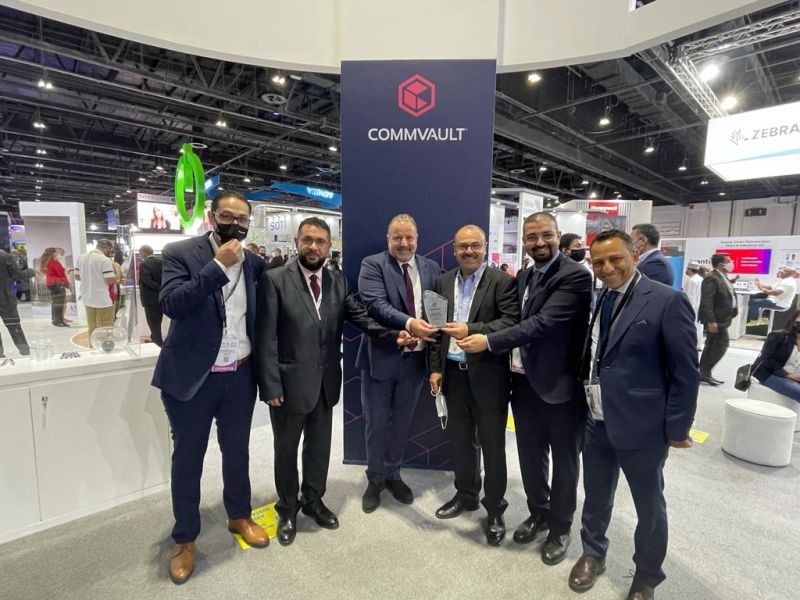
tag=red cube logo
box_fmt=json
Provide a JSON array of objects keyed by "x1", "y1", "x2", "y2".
[{"x1": 398, "y1": 74, "x2": 436, "y2": 117}]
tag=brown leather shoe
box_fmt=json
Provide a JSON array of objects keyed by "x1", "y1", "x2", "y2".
[
  {"x1": 168, "y1": 542, "x2": 195, "y2": 585},
  {"x1": 228, "y1": 518, "x2": 270, "y2": 548},
  {"x1": 568, "y1": 554, "x2": 606, "y2": 593}
]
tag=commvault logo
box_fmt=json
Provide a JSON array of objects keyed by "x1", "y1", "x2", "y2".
[{"x1": 398, "y1": 74, "x2": 436, "y2": 117}]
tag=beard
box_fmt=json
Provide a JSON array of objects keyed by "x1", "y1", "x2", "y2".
[{"x1": 298, "y1": 253, "x2": 325, "y2": 271}]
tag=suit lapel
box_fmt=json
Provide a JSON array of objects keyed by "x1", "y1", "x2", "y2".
[
  {"x1": 443, "y1": 270, "x2": 457, "y2": 321},
  {"x1": 195, "y1": 235, "x2": 223, "y2": 321},
  {"x1": 467, "y1": 269, "x2": 489, "y2": 322},
  {"x1": 288, "y1": 262, "x2": 321, "y2": 322},
  {"x1": 386, "y1": 253, "x2": 412, "y2": 314},
  {"x1": 243, "y1": 255, "x2": 256, "y2": 333},
  {"x1": 603, "y1": 280, "x2": 650, "y2": 357}
]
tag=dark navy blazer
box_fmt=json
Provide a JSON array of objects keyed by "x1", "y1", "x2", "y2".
[
  {"x1": 638, "y1": 250, "x2": 675, "y2": 287},
  {"x1": 152, "y1": 234, "x2": 264, "y2": 401}
]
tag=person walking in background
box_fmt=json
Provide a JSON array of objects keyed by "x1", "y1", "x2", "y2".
[
  {"x1": 138, "y1": 245, "x2": 164, "y2": 347},
  {"x1": 41, "y1": 247, "x2": 70, "y2": 327},
  {"x1": 631, "y1": 223, "x2": 674, "y2": 287},
  {"x1": 682, "y1": 261, "x2": 704, "y2": 349},
  {"x1": 0, "y1": 248, "x2": 33, "y2": 357},
  {"x1": 698, "y1": 253, "x2": 738, "y2": 386}
]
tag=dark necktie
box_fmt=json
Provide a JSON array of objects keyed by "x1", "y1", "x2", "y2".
[
  {"x1": 599, "y1": 290, "x2": 620, "y2": 340},
  {"x1": 402, "y1": 263, "x2": 418, "y2": 350},
  {"x1": 309, "y1": 273, "x2": 320, "y2": 303}
]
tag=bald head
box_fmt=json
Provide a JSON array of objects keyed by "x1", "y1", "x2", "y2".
[
  {"x1": 455, "y1": 224, "x2": 486, "y2": 244},
  {"x1": 453, "y1": 224, "x2": 486, "y2": 276}
]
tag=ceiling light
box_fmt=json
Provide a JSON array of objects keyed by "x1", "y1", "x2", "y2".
[
  {"x1": 599, "y1": 116, "x2": 611, "y2": 127},
  {"x1": 491, "y1": 190, "x2": 496, "y2": 195},
  {"x1": 37, "y1": 79, "x2": 53, "y2": 90},
  {"x1": 527, "y1": 72, "x2": 542, "y2": 84},
  {"x1": 114, "y1": 194, "x2": 121, "y2": 198},
  {"x1": 538, "y1": 166, "x2": 548, "y2": 172},
  {"x1": 36, "y1": 179, "x2": 42, "y2": 183},
  {"x1": 589, "y1": 191, "x2": 598, "y2": 199},
  {"x1": 289, "y1": 74, "x2": 303, "y2": 81},
  {"x1": 700, "y1": 63, "x2": 720, "y2": 82},
  {"x1": 721, "y1": 95, "x2": 738, "y2": 111},
  {"x1": 678, "y1": 165, "x2": 687, "y2": 172},
  {"x1": 36, "y1": 148, "x2": 47, "y2": 155},
  {"x1": 137, "y1": 177, "x2": 146, "y2": 182},
  {"x1": 510, "y1": 168, "x2": 526, "y2": 174},
  {"x1": 581, "y1": 179, "x2": 589, "y2": 185},
  {"x1": 34, "y1": 198, "x2": 40, "y2": 202},
  {"x1": 218, "y1": 186, "x2": 224, "y2": 191},
  {"x1": 90, "y1": 224, "x2": 98, "y2": 231},
  {"x1": 719, "y1": 192, "x2": 726, "y2": 196},
  {"x1": 155, "y1": 165, "x2": 164, "y2": 171},
  {"x1": 328, "y1": 145, "x2": 338, "y2": 152},
  {"x1": 279, "y1": 164, "x2": 288, "y2": 171},
  {"x1": 700, "y1": 179, "x2": 709, "y2": 185},
  {"x1": 32, "y1": 121, "x2": 46, "y2": 129},
  {"x1": 126, "y1": 189, "x2": 132, "y2": 194},
  {"x1": 678, "y1": 159, "x2": 688, "y2": 172},
  {"x1": 243, "y1": 176, "x2": 251, "y2": 183},
  {"x1": 273, "y1": 112, "x2": 280, "y2": 116},
  {"x1": 216, "y1": 119, "x2": 227, "y2": 128},
  {"x1": 34, "y1": 185, "x2": 41, "y2": 190},
  {"x1": 34, "y1": 162, "x2": 44, "y2": 168},
  {"x1": 644, "y1": 145, "x2": 655, "y2": 154},
  {"x1": 272, "y1": 74, "x2": 286, "y2": 86}
]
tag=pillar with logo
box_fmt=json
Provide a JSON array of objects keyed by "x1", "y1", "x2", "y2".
[{"x1": 341, "y1": 60, "x2": 497, "y2": 469}]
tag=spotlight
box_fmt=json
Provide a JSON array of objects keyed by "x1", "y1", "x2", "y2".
[
  {"x1": 115, "y1": 194, "x2": 121, "y2": 198},
  {"x1": 328, "y1": 145, "x2": 338, "y2": 152},
  {"x1": 581, "y1": 179, "x2": 590, "y2": 186},
  {"x1": 538, "y1": 166, "x2": 548, "y2": 172},
  {"x1": 90, "y1": 224, "x2": 98, "y2": 231},
  {"x1": 34, "y1": 162, "x2": 44, "y2": 168},
  {"x1": 644, "y1": 138, "x2": 656, "y2": 154},
  {"x1": 599, "y1": 116, "x2": 611, "y2": 127},
  {"x1": 34, "y1": 185, "x2": 41, "y2": 190},
  {"x1": 700, "y1": 63, "x2": 720, "y2": 82},
  {"x1": 37, "y1": 79, "x2": 53, "y2": 90},
  {"x1": 527, "y1": 72, "x2": 542, "y2": 84},
  {"x1": 126, "y1": 189, "x2": 132, "y2": 194},
  {"x1": 36, "y1": 179, "x2": 43, "y2": 183},
  {"x1": 272, "y1": 74, "x2": 286, "y2": 86},
  {"x1": 721, "y1": 95, "x2": 738, "y2": 111},
  {"x1": 216, "y1": 119, "x2": 227, "y2": 128},
  {"x1": 155, "y1": 165, "x2": 164, "y2": 171},
  {"x1": 36, "y1": 149, "x2": 47, "y2": 155},
  {"x1": 700, "y1": 179, "x2": 709, "y2": 185},
  {"x1": 589, "y1": 191, "x2": 598, "y2": 199},
  {"x1": 137, "y1": 177, "x2": 146, "y2": 182},
  {"x1": 279, "y1": 164, "x2": 288, "y2": 171},
  {"x1": 243, "y1": 176, "x2": 251, "y2": 183},
  {"x1": 32, "y1": 121, "x2": 46, "y2": 129},
  {"x1": 678, "y1": 162, "x2": 687, "y2": 172},
  {"x1": 719, "y1": 192, "x2": 726, "y2": 196}
]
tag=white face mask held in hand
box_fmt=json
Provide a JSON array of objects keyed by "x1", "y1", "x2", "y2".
[{"x1": 433, "y1": 389, "x2": 448, "y2": 430}]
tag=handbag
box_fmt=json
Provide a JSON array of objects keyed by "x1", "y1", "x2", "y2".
[{"x1": 734, "y1": 363, "x2": 752, "y2": 392}]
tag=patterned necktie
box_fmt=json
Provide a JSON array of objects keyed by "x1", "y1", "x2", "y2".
[
  {"x1": 402, "y1": 263, "x2": 418, "y2": 350},
  {"x1": 309, "y1": 273, "x2": 320, "y2": 302},
  {"x1": 599, "y1": 290, "x2": 620, "y2": 340}
]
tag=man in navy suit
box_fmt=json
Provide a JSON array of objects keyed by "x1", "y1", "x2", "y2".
[
  {"x1": 356, "y1": 213, "x2": 440, "y2": 512},
  {"x1": 631, "y1": 223, "x2": 674, "y2": 287},
  {"x1": 568, "y1": 229, "x2": 698, "y2": 600},
  {"x1": 459, "y1": 212, "x2": 592, "y2": 565},
  {"x1": 152, "y1": 192, "x2": 268, "y2": 584}
]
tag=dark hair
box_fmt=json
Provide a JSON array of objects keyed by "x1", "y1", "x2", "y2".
[
  {"x1": 785, "y1": 309, "x2": 800, "y2": 334},
  {"x1": 500, "y1": 263, "x2": 509, "y2": 271},
  {"x1": 523, "y1": 211, "x2": 558, "y2": 229},
  {"x1": 590, "y1": 229, "x2": 634, "y2": 252},
  {"x1": 632, "y1": 223, "x2": 660, "y2": 246},
  {"x1": 711, "y1": 253, "x2": 730, "y2": 268},
  {"x1": 211, "y1": 190, "x2": 250, "y2": 214},
  {"x1": 297, "y1": 216, "x2": 331, "y2": 238},
  {"x1": 559, "y1": 233, "x2": 581, "y2": 252}
]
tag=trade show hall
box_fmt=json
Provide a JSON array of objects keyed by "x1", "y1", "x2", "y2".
[{"x1": 1, "y1": 2, "x2": 799, "y2": 600}]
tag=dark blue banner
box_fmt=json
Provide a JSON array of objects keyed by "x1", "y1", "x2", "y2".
[{"x1": 341, "y1": 59, "x2": 496, "y2": 469}]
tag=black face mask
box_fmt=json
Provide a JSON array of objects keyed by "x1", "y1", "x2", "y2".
[
  {"x1": 215, "y1": 223, "x2": 249, "y2": 243},
  {"x1": 569, "y1": 249, "x2": 586, "y2": 262},
  {"x1": 793, "y1": 323, "x2": 800, "y2": 334}
]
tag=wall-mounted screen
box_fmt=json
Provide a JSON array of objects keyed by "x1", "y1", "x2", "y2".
[
  {"x1": 717, "y1": 248, "x2": 772, "y2": 275},
  {"x1": 136, "y1": 201, "x2": 180, "y2": 232}
]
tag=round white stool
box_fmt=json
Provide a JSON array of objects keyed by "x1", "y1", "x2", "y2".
[
  {"x1": 722, "y1": 399, "x2": 796, "y2": 467},
  {"x1": 748, "y1": 382, "x2": 800, "y2": 432}
]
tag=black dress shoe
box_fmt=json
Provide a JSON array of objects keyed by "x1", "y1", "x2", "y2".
[
  {"x1": 513, "y1": 514, "x2": 548, "y2": 544},
  {"x1": 569, "y1": 554, "x2": 606, "y2": 592},
  {"x1": 485, "y1": 515, "x2": 506, "y2": 546},
  {"x1": 434, "y1": 496, "x2": 480, "y2": 519},
  {"x1": 627, "y1": 580, "x2": 655, "y2": 600},
  {"x1": 385, "y1": 478, "x2": 413, "y2": 504},
  {"x1": 301, "y1": 502, "x2": 339, "y2": 530},
  {"x1": 277, "y1": 516, "x2": 296, "y2": 546},
  {"x1": 700, "y1": 375, "x2": 721, "y2": 386},
  {"x1": 362, "y1": 481, "x2": 384, "y2": 513},
  {"x1": 541, "y1": 532, "x2": 571, "y2": 565}
]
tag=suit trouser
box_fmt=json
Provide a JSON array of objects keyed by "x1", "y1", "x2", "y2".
[
  {"x1": 85, "y1": 305, "x2": 115, "y2": 339},
  {"x1": 699, "y1": 326, "x2": 729, "y2": 376},
  {"x1": 143, "y1": 303, "x2": 164, "y2": 347},
  {"x1": 47, "y1": 284, "x2": 66, "y2": 325},
  {"x1": 270, "y1": 388, "x2": 332, "y2": 517},
  {"x1": 444, "y1": 362, "x2": 509, "y2": 515},
  {"x1": 511, "y1": 373, "x2": 585, "y2": 536},
  {"x1": 0, "y1": 303, "x2": 29, "y2": 355},
  {"x1": 161, "y1": 360, "x2": 256, "y2": 543},
  {"x1": 361, "y1": 351, "x2": 425, "y2": 483},
  {"x1": 580, "y1": 419, "x2": 669, "y2": 588}
]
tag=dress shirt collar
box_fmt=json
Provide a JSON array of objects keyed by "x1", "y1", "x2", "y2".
[
  {"x1": 532, "y1": 252, "x2": 559, "y2": 275},
  {"x1": 299, "y1": 262, "x2": 324, "y2": 280},
  {"x1": 457, "y1": 262, "x2": 487, "y2": 284},
  {"x1": 395, "y1": 254, "x2": 417, "y2": 272}
]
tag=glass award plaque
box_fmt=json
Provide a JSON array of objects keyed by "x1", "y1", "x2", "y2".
[{"x1": 423, "y1": 290, "x2": 448, "y2": 328}]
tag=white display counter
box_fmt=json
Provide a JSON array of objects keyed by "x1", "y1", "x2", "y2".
[{"x1": 0, "y1": 345, "x2": 169, "y2": 544}]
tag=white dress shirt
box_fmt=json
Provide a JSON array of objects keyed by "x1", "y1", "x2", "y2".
[
  {"x1": 397, "y1": 255, "x2": 424, "y2": 352},
  {"x1": 209, "y1": 234, "x2": 251, "y2": 360}
]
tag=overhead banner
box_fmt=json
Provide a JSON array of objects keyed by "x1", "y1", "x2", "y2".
[
  {"x1": 341, "y1": 59, "x2": 496, "y2": 469},
  {"x1": 705, "y1": 100, "x2": 800, "y2": 181}
]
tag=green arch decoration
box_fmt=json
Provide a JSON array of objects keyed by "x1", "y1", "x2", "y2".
[{"x1": 174, "y1": 143, "x2": 206, "y2": 228}]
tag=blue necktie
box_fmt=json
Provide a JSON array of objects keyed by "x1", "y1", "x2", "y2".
[{"x1": 599, "y1": 290, "x2": 620, "y2": 340}]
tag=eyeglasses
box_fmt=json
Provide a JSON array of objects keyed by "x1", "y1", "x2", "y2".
[
  {"x1": 214, "y1": 211, "x2": 250, "y2": 227},
  {"x1": 523, "y1": 231, "x2": 556, "y2": 243},
  {"x1": 298, "y1": 236, "x2": 330, "y2": 248},
  {"x1": 454, "y1": 242, "x2": 484, "y2": 252}
]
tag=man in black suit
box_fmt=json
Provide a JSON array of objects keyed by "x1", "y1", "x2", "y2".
[
  {"x1": 265, "y1": 247, "x2": 286, "y2": 270},
  {"x1": 152, "y1": 192, "x2": 269, "y2": 584},
  {"x1": 697, "y1": 253, "x2": 738, "y2": 386},
  {"x1": 568, "y1": 229, "x2": 698, "y2": 600},
  {"x1": 255, "y1": 217, "x2": 411, "y2": 546},
  {"x1": 631, "y1": 223, "x2": 674, "y2": 287},
  {"x1": 138, "y1": 245, "x2": 164, "y2": 347},
  {"x1": 428, "y1": 225, "x2": 519, "y2": 545},
  {"x1": 460, "y1": 212, "x2": 592, "y2": 565}
]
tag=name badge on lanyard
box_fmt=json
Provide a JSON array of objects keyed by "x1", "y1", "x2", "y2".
[
  {"x1": 212, "y1": 331, "x2": 240, "y2": 372},
  {"x1": 447, "y1": 271, "x2": 479, "y2": 362}
]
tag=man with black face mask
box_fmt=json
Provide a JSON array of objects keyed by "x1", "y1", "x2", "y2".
[
  {"x1": 153, "y1": 191, "x2": 268, "y2": 584},
  {"x1": 559, "y1": 233, "x2": 586, "y2": 263}
]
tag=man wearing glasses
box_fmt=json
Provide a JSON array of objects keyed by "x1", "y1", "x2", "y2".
[
  {"x1": 459, "y1": 212, "x2": 592, "y2": 566},
  {"x1": 153, "y1": 191, "x2": 268, "y2": 584},
  {"x1": 428, "y1": 225, "x2": 519, "y2": 545}
]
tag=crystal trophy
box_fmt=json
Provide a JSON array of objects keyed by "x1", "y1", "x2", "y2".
[{"x1": 423, "y1": 290, "x2": 448, "y2": 328}]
